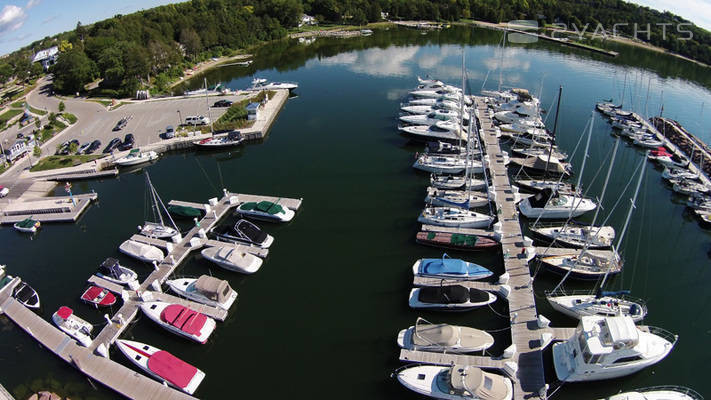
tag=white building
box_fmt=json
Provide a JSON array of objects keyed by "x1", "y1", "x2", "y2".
[
  {"x1": 31, "y1": 46, "x2": 59, "y2": 70},
  {"x1": 5, "y1": 140, "x2": 29, "y2": 162},
  {"x1": 299, "y1": 14, "x2": 317, "y2": 27}
]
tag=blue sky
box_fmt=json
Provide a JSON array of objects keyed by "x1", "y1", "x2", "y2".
[{"x1": 0, "y1": 0, "x2": 708, "y2": 56}]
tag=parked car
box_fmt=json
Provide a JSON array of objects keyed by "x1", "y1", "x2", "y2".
[
  {"x1": 16, "y1": 133, "x2": 23, "y2": 139},
  {"x1": 59, "y1": 139, "x2": 80, "y2": 155},
  {"x1": 185, "y1": 115, "x2": 210, "y2": 125},
  {"x1": 113, "y1": 117, "x2": 129, "y2": 131},
  {"x1": 0, "y1": 185, "x2": 8, "y2": 197},
  {"x1": 164, "y1": 126, "x2": 175, "y2": 139},
  {"x1": 212, "y1": 99, "x2": 233, "y2": 107},
  {"x1": 86, "y1": 140, "x2": 102, "y2": 154},
  {"x1": 103, "y1": 138, "x2": 122, "y2": 153},
  {"x1": 56, "y1": 141, "x2": 70, "y2": 155},
  {"x1": 77, "y1": 142, "x2": 91, "y2": 154},
  {"x1": 118, "y1": 133, "x2": 135, "y2": 151}
]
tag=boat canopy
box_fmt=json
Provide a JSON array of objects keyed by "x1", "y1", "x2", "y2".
[
  {"x1": 528, "y1": 188, "x2": 555, "y2": 208},
  {"x1": 421, "y1": 257, "x2": 469, "y2": 275},
  {"x1": 240, "y1": 201, "x2": 284, "y2": 215},
  {"x1": 57, "y1": 306, "x2": 73, "y2": 319},
  {"x1": 414, "y1": 323, "x2": 458, "y2": 346},
  {"x1": 418, "y1": 285, "x2": 490, "y2": 304},
  {"x1": 194, "y1": 275, "x2": 232, "y2": 303},
  {"x1": 14, "y1": 283, "x2": 36, "y2": 303},
  {"x1": 450, "y1": 365, "x2": 509, "y2": 400},
  {"x1": 160, "y1": 305, "x2": 207, "y2": 335},
  {"x1": 99, "y1": 258, "x2": 122, "y2": 277},
  {"x1": 148, "y1": 350, "x2": 198, "y2": 389},
  {"x1": 235, "y1": 219, "x2": 267, "y2": 243},
  {"x1": 15, "y1": 218, "x2": 37, "y2": 228}
]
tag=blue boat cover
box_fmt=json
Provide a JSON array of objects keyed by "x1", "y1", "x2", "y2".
[{"x1": 419, "y1": 257, "x2": 490, "y2": 277}]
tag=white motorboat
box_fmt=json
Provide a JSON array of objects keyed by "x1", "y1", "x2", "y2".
[
  {"x1": 248, "y1": 77, "x2": 298, "y2": 91},
  {"x1": 672, "y1": 179, "x2": 710, "y2": 196},
  {"x1": 418, "y1": 207, "x2": 493, "y2": 228},
  {"x1": 396, "y1": 364, "x2": 512, "y2": 400},
  {"x1": 140, "y1": 301, "x2": 216, "y2": 344},
  {"x1": 410, "y1": 90, "x2": 471, "y2": 105},
  {"x1": 412, "y1": 255, "x2": 493, "y2": 281},
  {"x1": 52, "y1": 306, "x2": 92, "y2": 347},
  {"x1": 402, "y1": 98, "x2": 461, "y2": 112},
  {"x1": 546, "y1": 290, "x2": 647, "y2": 322},
  {"x1": 193, "y1": 132, "x2": 244, "y2": 148},
  {"x1": 119, "y1": 240, "x2": 164, "y2": 263},
  {"x1": 139, "y1": 222, "x2": 179, "y2": 239},
  {"x1": 399, "y1": 123, "x2": 466, "y2": 143},
  {"x1": 166, "y1": 275, "x2": 238, "y2": 311},
  {"x1": 236, "y1": 200, "x2": 294, "y2": 222},
  {"x1": 530, "y1": 224, "x2": 615, "y2": 248},
  {"x1": 431, "y1": 174, "x2": 486, "y2": 190},
  {"x1": 415, "y1": 78, "x2": 462, "y2": 93},
  {"x1": 95, "y1": 258, "x2": 137, "y2": 285},
  {"x1": 399, "y1": 111, "x2": 462, "y2": 126},
  {"x1": 600, "y1": 386, "x2": 703, "y2": 400},
  {"x1": 12, "y1": 280, "x2": 40, "y2": 309},
  {"x1": 662, "y1": 167, "x2": 698, "y2": 181},
  {"x1": 397, "y1": 317, "x2": 494, "y2": 353},
  {"x1": 493, "y1": 110, "x2": 539, "y2": 125},
  {"x1": 201, "y1": 245, "x2": 263, "y2": 273},
  {"x1": 413, "y1": 154, "x2": 482, "y2": 174},
  {"x1": 408, "y1": 285, "x2": 496, "y2": 311},
  {"x1": 114, "y1": 149, "x2": 159, "y2": 166},
  {"x1": 115, "y1": 339, "x2": 205, "y2": 395},
  {"x1": 511, "y1": 146, "x2": 567, "y2": 161},
  {"x1": 425, "y1": 187, "x2": 490, "y2": 208},
  {"x1": 518, "y1": 189, "x2": 596, "y2": 219},
  {"x1": 553, "y1": 315, "x2": 677, "y2": 382}
]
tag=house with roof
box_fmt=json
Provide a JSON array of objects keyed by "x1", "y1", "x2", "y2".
[
  {"x1": 31, "y1": 46, "x2": 59, "y2": 70},
  {"x1": 299, "y1": 14, "x2": 317, "y2": 27}
]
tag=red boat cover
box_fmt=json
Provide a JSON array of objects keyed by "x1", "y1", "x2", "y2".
[
  {"x1": 81, "y1": 286, "x2": 116, "y2": 306},
  {"x1": 147, "y1": 350, "x2": 198, "y2": 389},
  {"x1": 160, "y1": 304, "x2": 207, "y2": 335},
  {"x1": 57, "y1": 306, "x2": 73, "y2": 319}
]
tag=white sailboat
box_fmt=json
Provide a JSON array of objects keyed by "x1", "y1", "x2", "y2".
[{"x1": 138, "y1": 173, "x2": 180, "y2": 239}]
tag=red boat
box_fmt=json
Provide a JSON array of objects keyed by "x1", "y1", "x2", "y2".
[
  {"x1": 80, "y1": 286, "x2": 117, "y2": 307},
  {"x1": 416, "y1": 231, "x2": 500, "y2": 251}
]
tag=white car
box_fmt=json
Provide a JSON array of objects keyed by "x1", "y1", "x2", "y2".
[{"x1": 0, "y1": 186, "x2": 8, "y2": 197}]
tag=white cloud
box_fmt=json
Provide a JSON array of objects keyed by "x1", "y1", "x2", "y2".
[
  {"x1": 629, "y1": 0, "x2": 711, "y2": 31},
  {"x1": 317, "y1": 47, "x2": 419, "y2": 77},
  {"x1": 0, "y1": 5, "x2": 26, "y2": 34},
  {"x1": 25, "y1": 0, "x2": 39, "y2": 9}
]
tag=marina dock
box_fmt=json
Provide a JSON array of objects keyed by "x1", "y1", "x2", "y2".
[
  {"x1": 0, "y1": 193, "x2": 98, "y2": 224},
  {"x1": 1, "y1": 190, "x2": 303, "y2": 399}
]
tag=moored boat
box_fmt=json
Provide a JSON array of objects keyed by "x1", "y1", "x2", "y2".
[
  {"x1": 396, "y1": 364, "x2": 512, "y2": 400},
  {"x1": 211, "y1": 219, "x2": 274, "y2": 248},
  {"x1": 52, "y1": 306, "x2": 92, "y2": 347},
  {"x1": 600, "y1": 386, "x2": 703, "y2": 400},
  {"x1": 114, "y1": 149, "x2": 159, "y2": 166},
  {"x1": 415, "y1": 231, "x2": 499, "y2": 251},
  {"x1": 80, "y1": 286, "x2": 117, "y2": 307},
  {"x1": 166, "y1": 275, "x2": 238, "y2": 310},
  {"x1": 13, "y1": 218, "x2": 40, "y2": 233},
  {"x1": 408, "y1": 285, "x2": 496, "y2": 311},
  {"x1": 140, "y1": 301, "x2": 216, "y2": 344},
  {"x1": 236, "y1": 201, "x2": 294, "y2": 222},
  {"x1": 546, "y1": 289, "x2": 647, "y2": 322},
  {"x1": 167, "y1": 205, "x2": 204, "y2": 218},
  {"x1": 412, "y1": 255, "x2": 493, "y2": 281},
  {"x1": 119, "y1": 240, "x2": 164, "y2": 263},
  {"x1": 193, "y1": 132, "x2": 244, "y2": 148},
  {"x1": 13, "y1": 280, "x2": 40, "y2": 309},
  {"x1": 397, "y1": 317, "x2": 494, "y2": 353},
  {"x1": 201, "y1": 245, "x2": 263, "y2": 273},
  {"x1": 95, "y1": 258, "x2": 137, "y2": 285},
  {"x1": 418, "y1": 207, "x2": 494, "y2": 228}
]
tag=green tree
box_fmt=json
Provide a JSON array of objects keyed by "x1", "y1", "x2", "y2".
[
  {"x1": 0, "y1": 63, "x2": 13, "y2": 83},
  {"x1": 59, "y1": 39, "x2": 73, "y2": 52},
  {"x1": 179, "y1": 28, "x2": 202, "y2": 58},
  {"x1": 33, "y1": 145, "x2": 41, "y2": 157},
  {"x1": 51, "y1": 49, "x2": 96, "y2": 94},
  {"x1": 58, "y1": 101, "x2": 65, "y2": 112}
]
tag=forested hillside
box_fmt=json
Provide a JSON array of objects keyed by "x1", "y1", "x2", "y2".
[{"x1": 1, "y1": 0, "x2": 708, "y2": 97}]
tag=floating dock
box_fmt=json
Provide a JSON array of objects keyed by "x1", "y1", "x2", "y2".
[{"x1": 0, "y1": 193, "x2": 98, "y2": 224}]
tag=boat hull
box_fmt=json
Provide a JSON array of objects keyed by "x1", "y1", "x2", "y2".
[
  {"x1": 415, "y1": 231, "x2": 499, "y2": 251},
  {"x1": 140, "y1": 302, "x2": 216, "y2": 344},
  {"x1": 166, "y1": 278, "x2": 238, "y2": 311},
  {"x1": 408, "y1": 288, "x2": 496, "y2": 311}
]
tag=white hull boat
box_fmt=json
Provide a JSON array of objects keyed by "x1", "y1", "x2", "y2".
[
  {"x1": 397, "y1": 318, "x2": 494, "y2": 353},
  {"x1": 96, "y1": 258, "x2": 138, "y2": 285},
  {"x1": 396, "y1": 364, "x2": 512, "y2": 400},
  {"x1": 399, "y1": 123, "x2": 465, "y2": 143},
  {"x1": 413, "y1": 155, "x2": 482, "y2": 174},
  {"x1": 601, "y1": 386, "x2": 703, "y2": 400},
  {"x1": 140, "y1": 301, "x2": 216, "y2": 343},
  {"x1": 662, "y1": 167, "x2": 698, "y2": 181},
  {"x1": 431, "y1": 175, "x2": 486, "y2": 190},
  {"x1": 166, "y1": 276, "x2": 238, "y2": 311},
  {"x1": 115, "y1": 339, "x2": 205, "y2": 395},
  {"x1": 193, "y1": 132, "x2": 244, "y2": 148},
  {"x1": 236, "y1": 201, "x2": 294, "y2": 222},
  {"x1": 418, "y1": 207, "x2": 493, "y2": 228},
  {"x1": 119, "y1": 240, "x2": 164, "y2": 263},
  {"x1": 52, "y1": 307, "x2": 92, "y2": 347},
  {"x1": 425, "y1": 188, "x2": 490, "y2": 208},
  {"x1": 408, "y1": 286, "x2": 496, "y2": 311},
  {"x1": 530, "y1": 224, "x2": 615, "y2": 248},
  {"x1": 139, "y1": 221, "x2": 179, "y2": 239},
  {"x1": 547, "y1": 292, "x2": 647, "y2": 322},
  {"x1": 518, "y1": 193, "x2": 596, "y2": 219},
  {"x1": 114, "y1": 150, "x2": 159, "y2": 166},
  {"x1": 201, "y1": 245, "x2": 263, "y2": 273}
]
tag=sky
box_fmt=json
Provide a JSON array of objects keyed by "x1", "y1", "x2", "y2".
[{"x1": 0, "y1": 0, "x2": 708, "y2": 56}]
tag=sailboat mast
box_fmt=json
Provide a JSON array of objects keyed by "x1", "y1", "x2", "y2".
[
  {"x1": 145, "y1": 173, "x2": 163, "y2": 226},
  {"x1": 614, "y1": 154, "x2": 647, "y2": 254},
  {"x1": 590, "y1": 138, "x2": 620, "y2": 229},
  {"x1": 575, "y1": 112, "x2": 593, "y2": 190},
  {"x1": 459, "y1": 49, "x2": 465, "y2": 149},
  {"x1": 498, "y1": 32, "x2": 505, "y2": 92},
  {"x1": 204, "y1": 77, "x2": 214, "y2": 135},
  {"x1": 544, "y1": 86, "x2": 563, "y2": 182}
]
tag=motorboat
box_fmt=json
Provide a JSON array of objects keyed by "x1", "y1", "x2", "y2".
[
  {"x1": 415, "y1": 78, "x2": 462, "y2": 93},
  {"x1": 211, "y1": 219, "x2": 274, "y2": 248},
  {"x1": 80, "y1": 286, "x2": 117, "y2": 308},
  {"x1": 553, "y1": 315, "x2": 677, "y2": 382},
  {"x1": 193, "y1": 132, "x2": 244, "y2": 148},
  {"x1": 396, "y1": 364, "x2": 512, "y2": 400},
  {"x1": 530, "y1": 224, "x2": 615, "y2": 248},
  {"x1": 508, "y1": 155, "x2": 572, "y2": 176},
  {"x1": 167, "y1": 204, "x2": 203, "y2": 218},
  {"x1": 139, "y1": 222, "x2": 179, "y2": 239},
  {"x1": 518, "y1": 189, "x2": 596, "y2": 219},
  {"x1": 399, "y1": 110, "x2": 463, "y2": 126},
  {"x1": 672, "y1": 179, "x2": 710, "y2": 197},
  {"x1": 431, "y1": 174, "x2": 486, "y2": 190},
  {"x1": 418, "y1": 207, "x2": 494, "y2": 228},
  {"x1": 13, "y1": 280, "x2": 40, "y2": 309},
  {"x1": 538, "y1": 250, "x2": 621, "y2": 280},
  {"x1": 662, "y1": 167, "x2": 698, "y2": 181},
  {"x1": 13, "y1": 218, "x2": 40, "y2": 233},
  {"x1": 201, "y1": 245, "x2": 263, "y2": 273},
  {"x1": 514, "y1": 179, "x2": 576, "y2": 194},
  {"x1": 140, "y1": 301, "x2": 216, "y2": 344},
  {"x1": 546, "y1": 289, "x2": 647, "y2": 322},
  {"x1": 115, "y1": 339, "x2": 205, "y2": 395},
  {"x1": 408, "y1": 285, "x2": 496, "y2": 310},
  {"x1": 687, "y1": 195, "x2": 711, "y2": 211},
  {"x1": 119, "y1": 240, "x2": 164, "y2": 263},
  {"x1": 52, "y1": 306, "x2": 92, "y2": 347},
  {"x1": 95, "y1": 258, "x2": 138, "y2": 285},
  {"x1": 166, "y1": 275, "x2": 238, "y2": 310},
  {"x1": 236, "y1": 201, "x2": 294, "y2": 222},
  {"x1": 600, "y1": 386, "x2": 703, "y2": 400},
  {"x1": 402, "y1": 99, "x2": 461, "y2": 113},
  {"x1": 412, "y1": 255, "x2": 492, "y2": 281},
  {"x1": 397, "y1": 317, "x2": 494, "y2": 353},
  {"x1": 399, "y1": 123, "x2": 466, "y2": 143},
  {"x1": 114, "y1": 149, "x2": 159, "y2": 166},
  {"x1": 424, "y1": 187, "x2": 490, "y2": 208},
  {"x1": 632, "y1": 135, "x2": 664, "y2": 148},
  {"x1": 493, "y1": 110, "x2": 540, "y2": 125},
  {"x1": 409, "y1": 89, "x2": 471, "y2": 105},
  {"x1": 248, "y1": 77, "x2": 298, "y2": 91},
  {"x1": 415, "y1": 231, "x2": 499, "y2": 251}
]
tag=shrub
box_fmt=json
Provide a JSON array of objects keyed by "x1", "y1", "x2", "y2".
[{"x1": 58, "y1": 101, "x2": 65, "y2": 112}]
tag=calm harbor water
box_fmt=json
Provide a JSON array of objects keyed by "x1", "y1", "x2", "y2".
[{"x1": 1, "y1": 26, "x2": 710, "y2": 399}]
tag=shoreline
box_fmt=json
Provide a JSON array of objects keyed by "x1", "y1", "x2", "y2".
[{"x1": 168, "y1": 53, "x2": 253, "y2": 89}]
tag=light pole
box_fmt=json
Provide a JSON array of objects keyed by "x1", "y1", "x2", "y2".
[{"x1": 177, "y1": 110, "x2": 182, "y2": 126}]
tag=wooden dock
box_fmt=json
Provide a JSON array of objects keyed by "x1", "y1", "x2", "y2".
[
  {"x1": 476, "y1": 97, "x2": 548, "y2": 399},
  {"x1": 0, "y1": 193, "x2": 98, "y2": 224},
  {"x1": 399, "y1": 349, "x2": 507, "y2": 369},
  {"x1": 412, "y1": 276, "x2": 502, "y2": 293}
]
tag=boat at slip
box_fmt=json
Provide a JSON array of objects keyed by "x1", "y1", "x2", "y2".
[
  {"x1": 397, "y1": 317, "x2": 494, "y2": 353},
  {"x1": 553, "y1": 315, "x2": 677, "y2": 382},
  {"x1": 413, "y1": 154, "x2": 483, "y2": 174},
  {"x1": 236, "y1": 201, "x2": 294, "y2": 222},
  {"x1": 518, "y1": 188, "x2": 596, "y2": 219},
  {"x1": 415, "y1": 231, "x2": 499, "y2": 251},
  {"x1": 167, "y1": 204, "x2": 203, "y2": 218},
  {"x1": 424, "y1": 187, "x2": 490, "y2": 208},
  {"x1": 402, "y1": 98, "x2": 462, "y2": 113},
  {"x1": 80, "y1": 285, "x2": 117, "y2": 307},
  {"x1": 399, "y1": 110, "x2": 464, "y2": 126},
  {"x1": 201, "y1": 245, "x2": 263, "y2": 273},
  {"x1": 115, "y1": 339, "x2": 205, "y2": 395},
  {"x1": 113, "y1": 149, "x2": 159, "y2": 166},
  {"x1": 408, "y1": 285, "x2": 497, "y2": 310},
  {"x1": 396, "y1": 364, "x2": 512, "y2": 400},
  {"x1": 508, "y1": 155, "x2": 572, "y2": 176},
  {"x1": 546, "y1": 289, "x2": 647, "y2": 322},
  {"x1": 139, "y1": 173, "x2": 180, "y2": 238},
  {"x1": 140, "y1": 301, "x2": 216, "y2": 343},
  {"x1": 430, "y1": 174, "x2": 487, "y2": 190},
  {"x1": 95, "y1": 258, "x2": 137, "y2": 285},
  {"x1": 530, "y1": 223, "x2": 615, "y2": 248},
  {"x1": 412, "y1": 254, "x2": 493, "y2": 281},
  {"x1": 247, "y1": 77, "x2": 298, "y2": 91},
  {"x1": 538, "y1": 250, "x2": 622, "y2": 280},
  {"x1": 13, "y1": 280, "x2": 40, "y2": 309},
  {"x1": 399, "y1": 122, "x2": 467, "y2": 143},
  {"x1": 418, "y1": 207, "x2": 494, "y2": 228},
  {"x1": 210, "y1": 219, "x2": 274, "y2": 248},
  {"x1": 600, "y1": 386, "x2": 703, "y2": 400},
  {"x1": 13, "y1": 218, "x2": 40, "y2": 233},
  {"x1": 52, "y1": 306, "x2": 92, "y2": 347},
  {"x1": 166, "y1": 275, "x2": 238, "y2": 311},
  {"x1": 193, "y1": 131, "x2": 244, "y2": 148},
  {"x1": 514, "y1": 178, "x2": 576, "y2": 194},
  {"x1": 119, "y1": 239, "x2": 164, "y2": 263}
]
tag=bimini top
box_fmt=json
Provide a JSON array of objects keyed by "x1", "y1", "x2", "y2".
[
  {"x1": 99, "y1": 258, "x2": 122, "y2": 276},
  {"x1": 582, "y1": 315, "x2": 639, "y2": 354},
  {"x1": 194, "y1": 275, "x2": 232, "y2": 304},
  {"x1": 528, "y1": 188, "x2": 555, "y2": 208},
  {"x1": 239, "y1": 201, "x2": 285, "y2": 215},
  {"x1": 449, "y1": 365, "x2": 510, "y2": 400},
  {"x1": 56, "y1": 306, "x2": 73, "y2": 319},
  {"x1": 414, "y1": 323, "x2": 458, "y2": 346}
]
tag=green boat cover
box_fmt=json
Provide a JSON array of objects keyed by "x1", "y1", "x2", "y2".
[
  {"x1": 168, "y1": 205, "x2": 202, "y2": 217},
  {"x1": 15, "y1": 218, "x2": 37, "y2": 228},
  {"x1": 240, "y1": 201, "x2": 284, "y2": 215},
  {"x1": 450, "y1": 234, "x2": 479, "y2": 246}
]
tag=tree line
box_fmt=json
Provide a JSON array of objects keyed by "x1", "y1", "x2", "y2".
[{"x1": 0, "y1": 0, "x2": 707, "y2": 97}]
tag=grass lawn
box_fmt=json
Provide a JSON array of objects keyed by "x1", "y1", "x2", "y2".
[
  {"x1": 62, "y1": 113, "x2": 77, "y2": 124},
  {"x1": 29, "y1": 105, "x2": 47, "y2": 115},
  {"x1": 38, "y1": 120, "x2": 68, "y2": 143},
  {"x1": 30, "y1": 155, "x2": 103, "y2": 172},
  {"x1": 0, "y1": 108, "x2": 23, "y2": 124},
  {"x1": 11, "y1": 100, "x2": 25, "y2": 108},
  {"x1": 89, "y1": 99, "x2": 112, "y2": 107}
]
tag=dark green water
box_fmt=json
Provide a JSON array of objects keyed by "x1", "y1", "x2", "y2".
[{"x1": 1, "y1": 26, "x2": 710, "y2": 399}]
